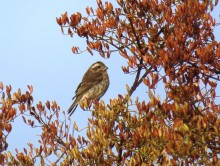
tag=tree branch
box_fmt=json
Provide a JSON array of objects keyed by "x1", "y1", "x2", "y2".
[{"x1": 128, "y1": 66, "x2": 152, "y2": 97}]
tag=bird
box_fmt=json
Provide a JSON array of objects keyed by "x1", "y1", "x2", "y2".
[{"x1": 67, "y1": 61, "x2": 109, "y2": 116}]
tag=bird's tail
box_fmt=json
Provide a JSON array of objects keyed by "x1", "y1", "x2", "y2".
[{"x1": 67, "y1": 103, "x2": 78, "y2": 116}]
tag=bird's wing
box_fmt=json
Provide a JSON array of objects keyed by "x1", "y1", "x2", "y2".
[{"x1": 74, "y1": 70, "x2": 103, "y2": 98}]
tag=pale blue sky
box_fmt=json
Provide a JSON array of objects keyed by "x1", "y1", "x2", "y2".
[{"x1": 0, "y1": 0, "x2": 219, "y2": 155}]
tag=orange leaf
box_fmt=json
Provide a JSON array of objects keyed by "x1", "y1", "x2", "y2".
[
  {"x1": 73, "y1": 121, "x2": 79, "y2": 131},
  {"x1": 174, "y1": 119, "x2": 183, "y2": 130},
  {"x1": 87, "y1": 47, "x2": 93, "y2": 55},
  {"x1": 208, "y1": 81, "x2": 217, "y2": 88},
  {"x1": 5, "y1": 123, "x2": 12, "y2": 133},
  {"x1": 46, "y1": 101, "x2": 50, "y2": 110},
  {"x1": 27, "y1": 85, "x2": 33, "y2": 94},
  {"x1": 86, "y1": 7, "x2": 90, "y2": 15},
  {"x1": 0, "y1": 81, "x2": 3, "y2": 90},
  {"x1": 56, "y1": 17, "x2": 62, "y2": 26}
]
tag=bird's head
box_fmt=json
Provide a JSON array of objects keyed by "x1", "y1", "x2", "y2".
[{"x1": 91, "y1": 61, "x2": 108, "y2": 72}]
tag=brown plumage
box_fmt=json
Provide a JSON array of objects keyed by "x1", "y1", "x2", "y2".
[{"x1": 67, "y1": 61, "x2": 109, "y2": 116}]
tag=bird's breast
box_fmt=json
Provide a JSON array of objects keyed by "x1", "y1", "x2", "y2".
[{"x1": 81, "y1": 75, "x2": 109, "y2": 101}]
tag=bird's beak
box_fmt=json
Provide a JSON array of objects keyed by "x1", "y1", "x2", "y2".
[{"x1": 105, "y1": 66, "x2": 108, "y2": 71}]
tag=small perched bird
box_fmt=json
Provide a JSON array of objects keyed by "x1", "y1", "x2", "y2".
[{"x1": 67, "y1": 61, "x2": 109, "y2": 116}]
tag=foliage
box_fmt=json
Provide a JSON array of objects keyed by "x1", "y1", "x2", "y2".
[{"x1": 1, "y1": 0, "x2": 220, "y2": 165}]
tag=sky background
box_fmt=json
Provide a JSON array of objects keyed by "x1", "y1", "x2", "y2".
[{"x1": 0, "y1": 0, "x2": 220, "y2": 157}]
